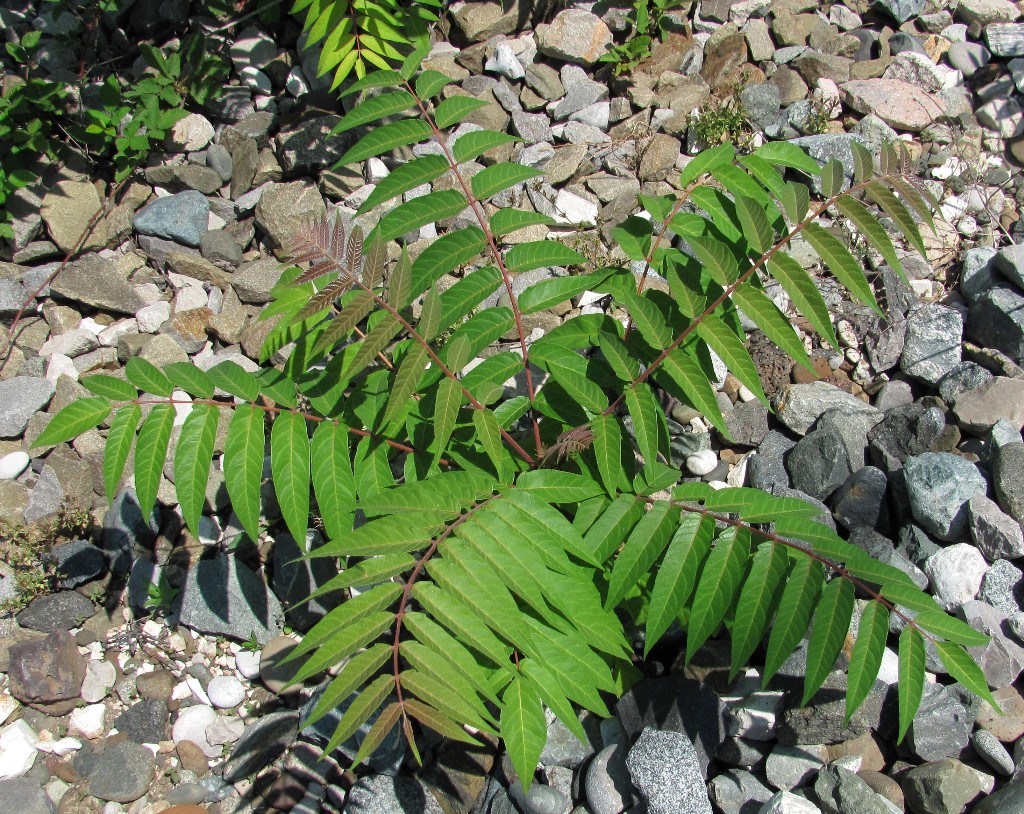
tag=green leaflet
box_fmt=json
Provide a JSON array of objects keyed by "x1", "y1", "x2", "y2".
[
  {"x1": 337, "y1": 119, "x2": 433, "y2": 165},
  {"x1": 125, "y1": 356, "x2": 172, "y2": 396},
  {"x1": 104, "y1": 405, "x2": 141, "y2": 501},
  {"x1": 471, "y1": 163, "x2": 542, "y2": 200},
  {"x1": 752, "y1": 141, "x2": 822, "y2": 175},
  {"x1": 606, "y1": 501, "x2": 679, "y2": 608},
  {"x1": 371, "y1": 189, "x2": 468, "y2": 245},
  {"x1": 315, "y1": 513, "x2": 441, "y2": 557},
  {"x1": 207, "y1": 361, "x2": 260, "y2": 402},
  {"x1": 730, "y1": 541, "x2": 788, "y2": 680},
  {"x1": 780, "y1": 181, "x2": 810, "y2": 224},
  {"x1": 452, "y1": 130, "x2": 521, "y2": 163},
  {"x1": 625, "y1": 383, "x2": 668, "y2": 467},
  {"x1": 402, "y1": 640, "x2": 497, "y2": 727},
  {"x1": 846, "y1": 600, "x2": 888, "y2": 723},
  {"x1": 383, "y1": 343, "x2": 429, "y2": 425},
  {"x1": 174, "y1": 404, "x2": 219, "y2": 535},
  {"x1": 897, "y1": 625, "x2": 925, "y2": 742},
  {"x1": 431, "y1": 375, "x2": 464, "y2": 461},
  {"x1": 410, "y1": 227, "x2": 486, "y2": 298},
  {"x1": 695, "y1": 317, "x2": 767, "y2": 406},
  {"x1": 802, "y1": 577, "x2": 855, "y2": 705},
  {"x1": 583, "y1": 493, "x2": 645, "y2": 563},
  {"x1": 505, "y1": 241, "x2": 588, "y2": 273},
  {"x1": 434, "y1": 95, "x2": 490, "y2": 128},
  {"x1": 820, "y1": 159, "x2": 845, "y2": 199},
  {"x1": 163, "y1": 363, "x2": 214, "y2": 399},
  {"x1": 413, "y1": 581, "x2": 514, "y2": 670},
  {"x1": 685, "y1": 526, "x2": 750, "y2": 663},
  {"x1": 271, "y1": 411, "x2": 311, "y2": 544},
  {"x1": 731, "y1": 286, "x2": 811, "y2": 371},
  {"x1": 223, "y1": 406, "x2": 265, "y2": 542},
  {"x1": 529, "y1": 343, "x2": 608, "y2": 414},
  {"x1": 82, "y1": 374, "x2": 137, "y2": 402},
  {"x1": 357, "y1": 155, "x2": 450, "y2": 215},
  {"x1": 767, "y1": 252, "x2": 839, "y2": 350},
  {"x1": 333, "y1": 91, "x2": 416, "y2": 134},
  {"x1": 733, "y1": 194, "x2": 775, "y2": 255},
  {"x1": 833, "y1": 196, "x2": 904, "y2": 281},
  {"x1": 935, "y1": 641, "x2": 999, "y2": 708},
  {"x1": 679, "y1": 142, "x2": 735, "y2": 187},
  {"x1": 415, "y1": 69, "x2": 453, "y2": 100},
  {"x1": 802, "y1": 222, "x2": 879, "y2": 312},
  {"x1": 501, "y1": 676, "x2": 546, "y2": 788},
  {"x1": 322, "y1": 673, "x2": 393, "y2": 756},
  {"x1": 519, "y1": 271, "x2": 611, "y2": 314},
  {"x1": 687, "y1": 235, "x2": 740, "y2": 286},
  {"x1": 33, "y1": 397, "x2": 111, "y2": 449},
  {"x1": 387, "y1": 247, "x2": 412, "y2": 310},
  {"x1": 517, "y1": 470, "x2": 606, "y2": 504},
  {"x1": 656, "y1": 347, "x2": 727, "y2": 434},
  {"x1": 912, "y1": 610, "x2": 990, "y2": 647},
  {"x1": 610, "y1": 216, "x2": 654, "y2": 262},
  {"x1": 490, "y1": 209, "x2": 556, "y2": 236},
  {"x1": 134, "y1": 403, "x2": 175, "y2": 518},
  {"x1": 403, "y1": 611, "x2": 502, "y2": 704},
  {"x1": 763, "y1": 558, "x2": 823, "y2": 686},
  {"x1": 473, "y1": 408, "x2": 510, "y2": 480},
  {"x1": 310, "y1": 421, "x2": 355, "y2": 541},
  {"x1": 301, "y1": 643, "x2": 392, "y2": 732},
  {"x1": 591, "y1": 414, "x2": 623, "y2": 497}
]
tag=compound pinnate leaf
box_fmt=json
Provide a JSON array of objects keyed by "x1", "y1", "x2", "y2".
[
  {"x1": 846, "y1": 600, "x2": 889, "y2": 723},
  {"x1": 311, "y1": 420, "x2": 355, "y2": 541},
  {"x1": 174, "y1": 403, "x2": 219, "y2": 535},
  {"x1": 104, "y1": 405, "x2": 141, "y2": 501},
  {"x1": 301, "y1": 643, "x2": 392, "y2": 733},
  {"x1": 224, "y1": 405, "x2": 265, "y2": 542},
  {"x1": 323, "y1": 673, "x2": 393, "y2": 756},
  {"x1": 271, "y1": 411, "x2": 311, "y2": 544},
  {"x1": 803, "y1": 577, "x2": 855, "y2": 705},
  {"x1": 133, "y1": 403, "x2": 175, "y2": 518},
  {"x1": 898, "y1": 625, "x2": 925, "y2": 743},
  {"x1": 501, "y1": 676, "x2": 546, "y2": 788},
  {"x1": 33, "y1": 397, "x2": 111, "y2": 449}
]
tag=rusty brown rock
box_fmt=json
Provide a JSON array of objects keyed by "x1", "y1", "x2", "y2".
[{"x1": 8, "y1": 630, "x2": 86, "y2": 713}]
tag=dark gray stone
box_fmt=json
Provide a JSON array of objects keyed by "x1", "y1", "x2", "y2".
[
  {"x1": 627, "y1": 728, "x2": 711, "y2": 814},
  {"x1": 15, "y1": 591, "x2": 95, "y2": 632},
  {"x1": 708, "y1": 769, "x2": 773, "y2": 814},
  {"x1": 615, "y1": 676, "x2": 726, "y2": 778},
  {"x1": 724, "y1": 399, "x2": 770, "y2": 448},
  {"x1": 961, "y1": 600, "x2": 1024, "y2": 688},
  {"x1": 946, "y1": 41, "x2": 991, "y2": 78},
  {"x1": 0, "y1": 377, "x2": 55, "y2": 438},
  {"x1": 747, "y1": 431, "x2": 795, "y2": 491},
  {"x1": 897, "y1": 523, "x2": 942, "y2": 569},
  {"x1": 199, "y1": 230, "x2": 242, "y2": 267},
  {"x1": 223, "y1": 711, "x2": 300, "y2": 783},
  {"x1": 0, "y1": 778, "x2": 53, "y2": 814},
  {"x1": 83, "y1": 741, "x2": 155, "y2": 803},
  {"x1": 968, "y1": 286, "x2": 1024, "y2": 364},
  {"x1": 206, "y1": 144, "x2": 233, "y2": 183},
  {"x1": 51, "y1": 539, "x2": 106, "y2": 588},
  {"x1": 995, "y1": 243, "x2": 1024, "y2": 291},
  {"x1": 849, "y1": 527, "x2": 927, "y2": 588},
  {"x1": 960, "y1": 247, "x2": 1000, "y2": 302},
  {"x1": 586, "y1": 742, "x2": 633, "y2": 814},
  {"x1": 907, "y1": 682, "x2": 973, "y2": 762},
  {"x1": 739, "y1": 83, "x2": 782, "y2": 132},
  {"x1": 980, "y1": 559, "x2": 1024, "y2": 615},
  {"x1": 49, "y1": 253, "x2": 146, "y2": 315},
  {"x1": 777, "y1": 671, "x2": 892, "y2": 746},
  {"x1": 175, "y1": 554, "x2": 284, "y2": 644},
  {"x1": 813, "y1": 764, "x2": 891, "y2": 814},
  {"x1": 539, "y1": 715, "x2": 595, "y2": 769},
  {"x1": 133, "y1": 190, "x2": 209, "y2": 247},
  {"x1": 973, "y1": 778, "x2": 1024, "y2": 813},
  {"x1": 113, "y1": 699, "x2": 169, "y2": 744},
  {"x1": 101, "y1": 489, "x2": 159, "y2": 575},
  {"x1": 788, "y1": 409, "x2": 879, "y2": 502},
  {"x1": 969, "y1": 496, "x2": 1024, "y2": 560},
  {"x1": 275, "y1": 115, "x2": 347, "y2": 174},
  {"x1": 271, "y1": 529, "x2": 344, "y2": 632},
  {"x1": 902, "y1": 758, "x2": 983, "y2": 814},
  {"x1": 345, "y1": 774, "x2": 444, "y2": 814},
  {"x1": 938, "y1": 361, "x2": 993, "y2": 404},
  {"x1": 888, "y1": 31, "x2": 927, "y2": 54},
  {"x1": 830, "y1": 466, "x2": 890, "y2": 534},
  {"x1": 995, "y1": 442, "x2": 1024, "y2": 522},
  {"x1": 900, "y1": 303, "x2": 964, "y2": 385},
  {"x1": 903, "y1": 452, "x2": 988, "y2": 541}
]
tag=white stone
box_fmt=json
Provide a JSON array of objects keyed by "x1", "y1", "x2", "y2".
[
  {"x1": 0, "y1": 720, "x2": 38, "y2": 779},
  {"x1": 240, "y1": 66, "x2": 272, "y2": 94},
  {"x1": 69, "y1": 704, "x2": 106, "y2": 740},
  {"x1": 0, "y1": 452, "x2": 30, "y2": 481},
  {"x1": 172, "y1": 704, "x2": 220, "y2": 757},
  {"x1": 0, "y1": 694, "x2": 17, "y2": 726},
  {"x1": 80, "y1": 659, "x2": 117, "y2": 703},
  {"x1": 174, "y1": 285, "x2": 209, "y2": 312},
  {"x1": 97, "y1": 319, "x2": 138, "y2": 348},
  {"x1": 365, "y1": 157, "x2": 390, "y2": 183},
  {"x1": 167, "y1": 114, "x2": 215, "y2": 152},
  {"x1": 725, "y1": 690, "x2": 785, "y2": 740},
  {"x1": 230, "y1": 29, "x2": 277, "y2": 71},
  {"x1": 39, "y1": 328, "x2": 99, "y2": 358},
  {"x1": 45, "y1": 778, "x2": 70, "y2": 805},
  {"x1": 185, "y1": 675, "x2": 212, "y2": 706},
  {"x1": 686, "y1": 449, "x2": 718, "y2": 476},
  {"x1": 35, "y1": 737, "x2": 81, "y2": 756},
  {"x1": 758, "y1": 790, "x2": 823, "y2": 814},
  {"x1": 136, "y1": 301, "x2": 171, "y2": 333},
  {"x1": 198, "y1": 514, "x2": 222, "y2": 547},
  {"x1": 172, "y1": 390, "x2": 194, "y2": 427},
  {"x1": 924, "y1": 543, "x2": 989, "y2": 610},
  {"x1": 207, "y1": 675, "x2": 246, "y2": 709},
  {"x1": 78, "y1": 317, "x2": 105, "y2": 335},
  {"x1": 977, "y1": 97, "x2": 1024, "y2": 139},
  {"x1": 485, "y1": 42, "x2": 525, "y2": 79},
  {"x1": 931, "y1": 156, "x2": 967, "y2": 180},
  {"x1": 553, "y1": 189, "x2": 599, "y2": 225},
  {"x1": 286, "y1": 66, "x2": 310, "y2": 97},
  {"x1": 47, "y1": 353, "x2": 79, "y2": 382},
  {"x1": 206, "y1": 714, "x2": 245, "y2": 745},
  {"x1": 233, "y1": 649, "x2": 262, "y2": 680}
]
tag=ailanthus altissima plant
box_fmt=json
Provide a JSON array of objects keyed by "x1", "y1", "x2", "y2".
[{"x1": 34, "y1": 47, "x2": 1001, "y2": 785}]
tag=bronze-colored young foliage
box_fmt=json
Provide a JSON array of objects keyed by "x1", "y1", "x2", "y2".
[{"x1": 35, "y1": 46, "x2": 998, "y2": 786}]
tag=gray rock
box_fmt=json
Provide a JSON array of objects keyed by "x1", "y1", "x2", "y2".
[
  {"x1": 764, "y1": 742, "x2": 828, "y2": 792},
  {"x1": 509, "y1": 781, "x2": 569, "y2": 814},
  {"x1": 873, "y1": 0, "x2": 926, "y2": 23},
  {"x1": 199, "y1": 230, "x2": 242, "y2": 267},
  {"x1": 717, "y1": 737, "x2": 772, "y2": 769},
  {"x1": 771, "y1": 485, "x2": 836, "y2": 530},
  {"x1": 51, "y1": 539, "x2": 106, "y2": 588},
  {"x1": 740, "y1": 83, "x2": 782, "y2": 132},
  {"x1": 175, "y1": 554, "x2": 284, "y2": 644},
  {"x1": 113, "y1": 699, "x2": 169, "y2": 744},
  {"x1": 758, "y1": 791, "x2": 822, "y2": 814},
  {"x1": 223, "y1": 710, "x2": 300, "y2": 783},
  {"x1": 627, "y1": 728, "x2": 712, "y2": 814},
  {"x1": 345, "y1": 774, "x2": 444, "y2": 814},
  {"x1": 849, "y1": 527, "x2": 927, "y2": 588},
  {"x1": 772, "y1": 382, "x2": 878, "y2": 437},
  {"x1": 980, "y1": 559, "x2": 1024, "y2": 615},
  {"x1": 953, "y1": 377, "x2": 1024, "y2": 436},
  {"x1": 995, "y1": 243, "x2": 1024, "y2": 292},
  {"x1": 585, "y1": 743, "x2": 633, "y2": 814},
  {"x1": 995, "y1": 443, "x2": 1024, "y2": 521},
  {"x1": 271, "y1": 528, "x2": 344, "y2": 632},
  {"x1": 725, "y1": 400, "x2": 770, "y2": 448},
  {"x1": 938, "y1": 361, "x2": 993, "y2": 404},
  {"x1": 536, "y1": 9, "x2": 614, "y2": 67},
  {"x1": 902, "y1": 758, "x2": 982, "y2": 814},
  {"x1": 788, "y1": 134, "x2": 869, "y2": 194},
  {"x1": 0, "y1": 377, "x2": 54, "y2": 438},
  {"x1": 747, "y1": 431, "x2": 796, "y2": 491},
  {"x1": 946, "y1": 41, "x2": 991, "y2": 77},
  {"x1": 960, "y1": 247, "x2": 1001, "y2": 302},
  {"x1": 83, "y1": 740, "x2": 155, "y2": 802},
  {"x1": 814, "y1": 764, "x2": 891, "y2": 814},
  {"x1": 22, "y1": 465, "x2": 65, "y2": 524},
  {"x1": 539, "y1": 715, "x2": 595, "y2": 769},
  {"x1": 973, "y1": 728, "x2": 1015, "y2": 776},
  {"x1": 987, "y1": 23, "x2": 1024, "y2": 57},
  {"x1": 0, "y1": 778, "x2": 53, "y2": 814},
  {"x1": 709, "y1": 769, "x2": 774, "y2": 814},
  {"x1": 276, "y1": 115, "x2": 347, "y2": 174},
  {"x1": 903, "y1": 452, "x2": 988, "y2": 541},
  {"x1": 969, "y1": 496, "x2": 1024, "y2": 560},
  {"x1": 787, "y1": 408, "x2": 880, "y2": 502},
  {"x1": 233, "y1": 255, "x2": 284, "y2": 304},
  {"x1": 133, "y1": 190, "x2": 209, "y2": 247},
  {"x1": 207, "y1": 144, "x2": 233, "y2": 182},
  {"x1": 777, "y1": 671, "x2": 889, "y2": 746},
  {"x1": 924, "y1": 543, "x2": 989, "y2": 610},
  {"x1": 830, "y1": 466, "x2": 890, "y2": 534},
  {"x1": 253, "y1": 181, "x2": 326, "y2": 251},
  {"x1": 15, "y1": 591, "x2": 94, "y2": 632},
  {"x1": 907, "y1": 683, "x2": 973, "y2": 761},
  {"x1": 900, "y1": 303, "x2": 964, "y2": 385},
  {"x1": 972, "y1": 777, "x2": 1024, "y2": 813},
  {"x1": 102, "y1": 489, "x2": 159, "y2": 575},
  {"x1": 968, "y1": 286, "x2": 1024, "y2": 364},
  {"x1": 961, "y1": 599, "x2": 1024, "y2": 688}
]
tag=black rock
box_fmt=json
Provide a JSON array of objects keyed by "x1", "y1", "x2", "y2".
[
  {"x1": 747, "y1": 431, "x2": 795, "y2": 491},
  {"x1": 787, "y1": 410, "x2": 878, "y2": 502},
  {"x1": 994, "y1": 442, "x2": 1024, "y2": 522},
  {"x1": 113, "y1": 699, "x2": 169, "y2": 744},
  {"x1": 51, "y1": 539, "x2": 106, "y2": 589},
  {"x1": 867, "y1": 401, "x2": 959, "y2": 471},
  {"x1": 830, "y1": 466, "x2": 891, "y2": 534},
  {"x1": 15, "y1": 591, "x2": 95, "y2": 633}
]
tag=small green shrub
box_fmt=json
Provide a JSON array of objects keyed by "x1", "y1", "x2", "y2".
[
  {"x1": 692, "y1": 96, "x2": 752, "y2": 148},
  {"x1": 35, "y1": 50, "x2": 998, "y2": 785},
  {"x1": 598, "y1": 0, "x2": 689, "y2": 76}
]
